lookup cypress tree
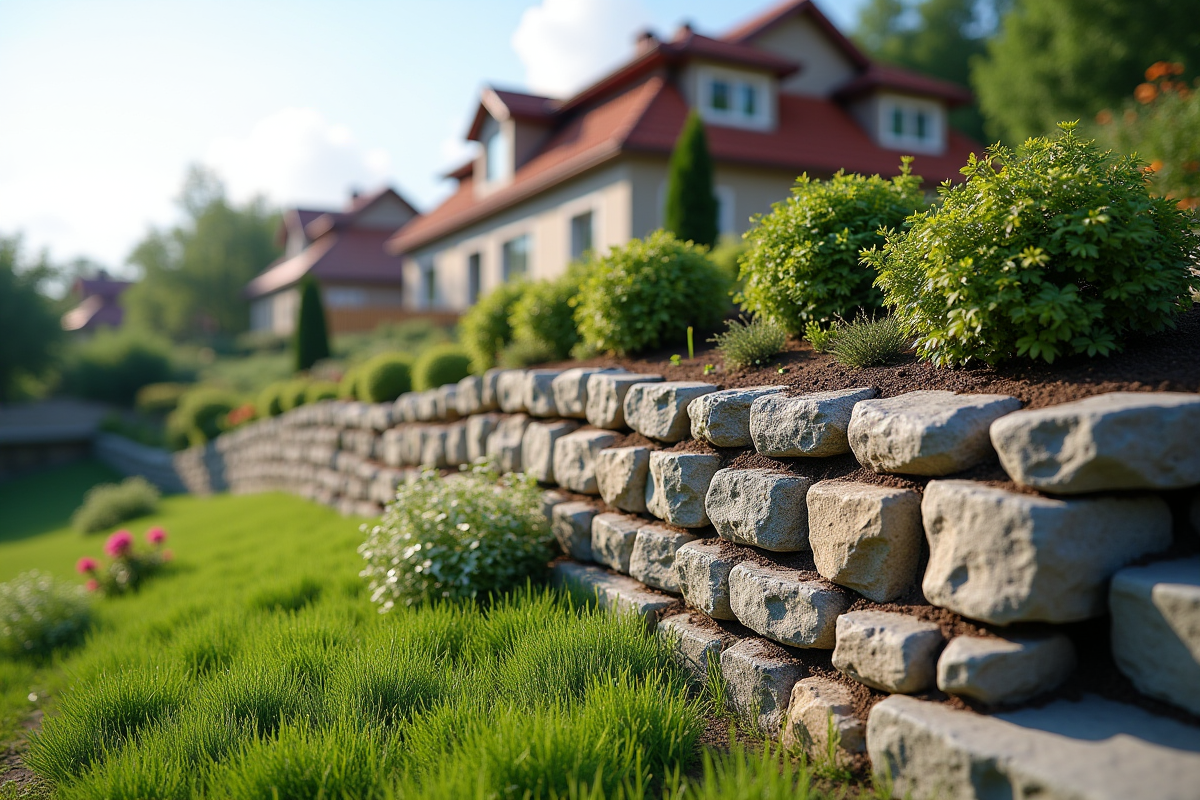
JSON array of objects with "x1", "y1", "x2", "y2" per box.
[
  {"x1": 294, "y1": 275, "x2": 331, "y2": 371},
  {"x1": 663, "y1": 110, "x2": 718, "y2": 248}
]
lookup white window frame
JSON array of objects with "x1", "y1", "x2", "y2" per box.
[
  {"x1": 696, "y1": 65, "x2": 772, "y2": 131},
  {"x1": 502, "y1": 234, "x2": 530, "y2": 281},
  {"x1": 418, "y1": 257, "x2": 437, "y2": 308},
  {"x1": 877, "y1": 96, "x2": 945, "y2": 155},
  {"x1": 715, "y1": 185, "x2": 736, "y2": 236}
]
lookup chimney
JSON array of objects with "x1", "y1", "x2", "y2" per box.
[
  {"x1": 674, "y1": 21, "x2": 694, "y2": 41},
  {"x1": 635, "y1": 29, "x2": 658, "y2": 57}
]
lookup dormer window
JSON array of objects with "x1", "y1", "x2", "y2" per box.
[
  {"x1": 878, "y1": 96, "x2": 944, "y2": 155},
  {"x1": 697, "y1": 66, "x2": 772, "y2": 130},
  {"x1": 485, "y1": 128, "x2": 509, "y2": 182}
]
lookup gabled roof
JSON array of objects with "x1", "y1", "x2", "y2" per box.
[
  {"x1": 244, "y1": 228, "x2": 404, "y2": 299},
  {"x1": 723, "y1": 0, "x2": 870, "y2": 69}
]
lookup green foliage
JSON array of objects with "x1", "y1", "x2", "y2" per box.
[
  {"x1": 255, "y1": 382, "x2": 285, "y2": 418},
  {"x1": 0, "y1": 234, "x2": 61, "y2": 402},
  {"x1": 334, "y1": 319, "x2": 453, "y2": 366},
  {"x1": 134, "y1": 382, "x2": 190, "y2": 415},
  {"x1": 275, "y1": 379, "x2": 309, "y2": 412},
  {"x1": 61, "y1": 329, "x2": 176, "y2": 406},
  {"x1": 709, "y1": 237, "x2": 749, "y2": 293},
  {"x1": 574, "y1": 231, "x2": 730, "y2": 356},
  {"x1": 337, "y1": 366, "x2": 360, "y2": 400},
  {"x1": 304, "y1": 380, "x2": 339, "y2": 404},
  {"x1": 866, "y1": 123, "x2": 1198, "y2": 366},
  {"x1": 498, "y1": 336, "x2": 557, "y2": 368},
  {"x1": 294, "y1": 277, "x2": 331, "y2": 372},
  {"x1": 169, "y1": 387, "x2": 241, "y2": 446},
  {"x1": 508, "y1": 274, "x2": 581, "y2": 361},
  {"x1": 460, "y1": 280, "x2": 527, "y2": 373},
  {"x1": 664, "y1": 111, "x2": 718, "y2": 248},
  {"x1": 803, "y1": 321, "x2": 837, "y2": 353},
  {"x1": 358, "y1": 353, "x2": 413, "y2": 402},
  {"x1": 709, "y1": 316, "x2": 788, "y2": 370},
  {"x1": 824, "y1": 313, "x2": 910, "y2": 368},
  {"x1": 0, "y1": 571, "x2": 92, "y2": 659},
  {"x1": 411, "y1": 344, "x2": 472, "y2": 392},
  {"x1": 71, "y1": 477, "x2": 160, "y2": 535},
  {"x1": 740, "y1": 165, "x2": 927, "y2": 334}
]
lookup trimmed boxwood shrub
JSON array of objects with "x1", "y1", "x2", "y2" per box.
[
  {"x1": 134, "y1": 382, "x2": 191, "y2": 415},
  {"x1": 358, "y1": 354, "x2": 412, "y2": 402},
  {"x1": 277, "y1": 380, "x2": 309, "y2": 412},
  {"x1": 865, "y1": 123, "x2": 1198, "y2": 366},
  {"x1": 412, "y1": 344, "x2": 472, "y2": 391},
  {"x1": 573, "y1": 230, "x2": 729, "y2": 356},
  {"x1": 71, "y1": 476, "x2": 160, "y2": 534},
  {"x1": 338, "y1": 366, "x2": 360, "y2": 400},
  {"x1": 169, "y1": 387, "x2": 240, "y2": 446},
  {"x1": 460, "y1": 281, "x2": 527, "y2": 373},
  {"x1": 739, "y1": 162, "x2": 926, "y2": 334},
  {"x1": 304, "y1": 381, "x2": 339, "y2": 403},
  {"x1": 509, "y1": 273, "x2": 581, "y2": 362},
  {"x1": 256, "y1": 382, "x2": 286, "y2": 418}
]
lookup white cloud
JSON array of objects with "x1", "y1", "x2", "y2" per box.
[
  {"x1": 512, "y1": 0, "x2": 653, "y2": 98},
  {"x1": 205, "y1": 108, "x2": 393, "y2": 208}
]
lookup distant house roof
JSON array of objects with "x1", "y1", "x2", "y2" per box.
[{"x1": 62, "y1": 272, "x2": 132, "y2": 331}]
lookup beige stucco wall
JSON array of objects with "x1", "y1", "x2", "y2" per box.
[
  {"x1": 749, "y1": 15, "x2": 857, "y2": 97},
  {"x1": 250, "y1": 287, "x2": 300, "y2": 335}
]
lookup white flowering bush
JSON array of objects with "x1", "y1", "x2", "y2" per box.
[
  {"x1": 358, "y1": 463, "x2": 552, "y2": 610},
  {"x1": 0, "y1": 571, "x2": 93, "y2": 659}
]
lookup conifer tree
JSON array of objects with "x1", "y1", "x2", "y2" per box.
[
  {"x1": 664, "y1": 110, "x2": 718, "y2": 248},
  {"x1": 294, "y1": 276, "x2": 331, "y2": 371}
]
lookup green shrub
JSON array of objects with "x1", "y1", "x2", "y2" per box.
[
  {"x1": 0, "y1": 571, "x2": 92, "y2": 659},
  {"x1": 359, "y1": 465, "x2": 552, "y2": 608},
  {"x1": 574, "y1": 231, "x2": 729, "y2": 356},
  {"x1": 412, "y1": 344, "x2": 472, "y2": 391},
  {"x1": 304, "y1": 381, "x2": 339, "y2": 404},
  {"x1": 739, "y1": 162, "x2": 926, "y2": 335},
  {"x1": 508, "y1": 275, "x2": 580, "y2": 361},
  {"x1": 460, "y1": 281, "x2": 527, "y2": 373},
  {"x1": 294, "y1": 276, "x2": 331, "y2": 371},
  {"x1": 276, "y1": 379, "x2": 309, "y2": 412},
  {"x1": 61, "y1": 329, "x2": 176, "y2": 406},
  {"x1": 133, "y1": 382, "x2": 190, "y2": 415},
  {"x1": 498, "y1": 337, "x2": 557, "y2": 368},
  {"x1": 338, "y1": 367, "x2": 360, "y2": 400},
  {"x1": 803, "y1": 321, "x2": 836, "y2": 353},
  {"x1": 256, "y1": 382, "x2": 286, "y2": 418},
  {"x1": 72, "y1": 476, "x2": 160, "y2": 534},
  {"x1": 170, "y1": 387, "x2": 240, "y2": 446},
  {"x1": 824, "y1": 313, "x2": 909, "y2": 368},
  {"x1": 358, "y1": 353, "x2": 412, "y2": 402},
  {"x1": 708, "y1": 316, "x2": 787, "y2": 370},
  {"x1": 866, "y1": 123, "x2": 1199, "y2": 366}
]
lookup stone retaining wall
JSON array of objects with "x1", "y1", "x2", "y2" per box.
[
  {"x1": 94, "y1": 433, "x2": 188, "y2": 493},
  {"x1": 182, "y1": 367, "x2": 1200, "y2": 799}
]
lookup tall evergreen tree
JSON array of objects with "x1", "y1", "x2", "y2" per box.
[
  {"x1": 294, "y1": 276, "x2": 330, "y2": 372},
  {"x1": 664, "y1": 111, "x2": 718, "y2": 248}
]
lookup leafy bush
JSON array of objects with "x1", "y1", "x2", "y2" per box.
[
  {"x1": 708, "y1": 316, "x2": 787, "y2": 370},
  {"x1": 498, "y1": 337, "x2": 557, "y2": 368},
  {"x1": 824, "y1": 313, "x2": 909, "y2": 368},
  {"x1": 574, "y1": 231, "x2": 729, "y2": 356},
  {"x1": 304, "y1": 381, "x2": 339, "y2": 404},
  {"x1": 412, "y1": 344, "x2": 472, "y2": 391},
  {"x1": 803, "y1": 321, "x2": 836, "y2": 353},
  {"x1": 61, "y1": 329, "x2": 176, "y2": 406},
  {"x1": 72, "y1": 477, "x2": 160, "y2": 534},
  {"x1": 0, "y1": 571, "x2": 92, "y2": 659},
  {"x1": 509, "y1": 274, "x2": 580, "y2": 361},
  {"x1": 460, "y1": 281, "x2": 528, "y2": 373},
  {"x1": 338, "y1": 367, "x2": 360, "y2": 400},
  {"x1": 739, "y1": 163, "x2": 926, "y2": 335},
  {"x1": 359, "y1": 465, "x2": 552, "y2": 609},
  {"x1": 867, "y1": 123, "x2": 1198, "y2": 366},
  {"x1": 276, "y1": 379, "x2": 309, "y2": 412},
  {"x1": 358, "y1": 353, "x2": 412, "y2": 402},
  {"x1": 134, "y1": 382, "x2": 191, "y2": 415},
  {"x1": 169, "y1": 387, "x2": 240, "y2": 446},
  {"x1": 256, "y1": 382, "x2": 285, "y2": 418}
]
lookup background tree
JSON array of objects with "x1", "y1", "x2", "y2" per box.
[
  {"x1": 663, "y1": 111, "x2": 718, "y2": 248},
  {"x1": 0, "y1": 235, "x2": 62, "y2": 401},
  {"x1": 294, "y1": 276, "x2": 331, "y2": 371},
  {"x1": 974, "y1": 0, "x2": 1200, "y2": 143}
]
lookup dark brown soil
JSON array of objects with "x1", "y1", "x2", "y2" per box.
[{"x1": 0, "y1": 710, "x2": 47, "y2": 798}]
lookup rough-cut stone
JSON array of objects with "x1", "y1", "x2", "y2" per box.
[
  {"x1": 393, "y1": 393, "x2": 419, "y2": 423},
  {"x1": 540, "y1": 489, "x2": 570, "y2": 522},
  {"x1": 706, "y1": 468, "x2": 811, "y2": 552},
  {"x1": 552, "y1": 367, "x2": 623, "y2": 419},
  {"x1": 523, "y1": 369, "x2": 563, "y2": 417},
  {"x1": 420, "y1": 426, "x2": 448, "y2": 468},
  {"x1": 585, "y1": 372, "x2": 662, "y2": 430},
  {"x1": 455, "y1": 375, "x2": 486, "y2": 416},
  {"x1": 658, "y1": 614, "x2": 729, "y2": 681},
  {"x1": 868, "y1": 694, "x2": 1200, "y2": 800},
  {"x1": 465, "y1": 413, "x2": 500, "y2": 462},
  {"x1": 628, "y1": 523, "x2": 699, "y2": 593},
  {"x1": 553, "y1": 429, "x2": 622, "y2": 494},
  {"x1": 552, "y1": 501, "x2": 597, "y2": 561},
  {"x1": 436, "y1": 385, "x2": 461, "y2": 421},
  {"x1": 596, "y1": 446, "x2": 650, "y2": 513},
  {"x1": 728, "y1": 563, "x2": 851, "y2": 649},
  {"x1": 991, "y1": 392, "x2": 1200, "y2": 494},
  {"x1": 415, "y1": 391, "x2": 440, "y2": 422},
  {"x1": 833, "y1": 610, "x2": 944, "y2": 694},
  {"x1": 1110, "y1": 557, "x2": 1200, "y2": 716},
  {"x1": 781, "y1": 677, "x2": 866, "y2": 757},
  {"x1": 444, "y1": 422, "x2": 468, "y2": 466},
  {"x1": 673, "y1": 539, "x2": 741, "y2": 620},
  {"x1": 481, "y1": 369, "x2": 506, "y2": 410},
  {"x1": 380, "y1": 429, "x2": 405, "y2": 467},
  {"x1": 922, "y1": 480, "x2": 1172, "y2": 625},
  {"x1": 624, "y1": 381, "x2": 718, "y2": 442},
  {"x1": 848, "y1": 390, "x2": 1022, "y2": 475},
  {"x1": 646, "y1": 451, "x2": 721, "y2": 528},
  {"x1": 521, "y1": 420, "x2": 581, "y2": 484},
  {"x1": 485, "y1": 414, "x2": 531, "y2": 473},
  {"x1": 689, "y1": 386, "x2": 783, "y2": 447},
  {"x1": 720, "y1": 639, "x2": 803, "y2": 735},
  {"x1": 750, "y1": 387, "x2": 876, "y2": 457},
  {"x1": 937, "y1": 632, "x2": 1076, "y2": 705},
  {"x1": 551, "y1": 561, "x2": 674, "y2": 628},
  {"x1": 590, "y1": 512, "x2": 642, "y2": 573},
  {"x1": 807, "y1": 480, "x2": 923, "y2": 602},
  {"x1": 496, "y1": 370, "x2": 528, "y2": 413}
]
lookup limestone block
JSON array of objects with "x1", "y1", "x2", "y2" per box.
[
  {"x1": 624, "y1": 381, "x2": 718, "y2": 442},
  {"x1": 922, "y1": 480, "x2": 1172, "y2": 625},
  {"x1": 420, "y1": 426, "x2": 448, "y2": 468},
  {"x1": 750, "y1": 387, "x2": 876, "y2": 457},
  {"x1": 658, "y1": 614, "x2": 728, "y2": 681},
  {"x1": 540, "y1": 489, "x2": 570, "y2": 523},
  {"x1": 596, "y1": 446, "x2": 650, "y2": 513},
  {"x1": 366, "y1": 404, "x2": 393, "y2": 431},
  {"x1": 552, "y1": 501, "x2": 597, "y2": 561},
  {"x1": 496, "y1": 370, "x2": 529, "y2": 413},
  {"x1": 781, "y1": 677, "x2": 866, "y2": 757},
  {"x1": 380, "y1": 429, "x2": 404, "y2": 467},
  {"x1": 807, "y1": 480, "x2": 923, "y2": 602},
  {"x1": 415, "y1": 391, "x2": 440, "y2": 422},
  {"x1": 832, "y1": 610, "x2": 944, "y2": 694},
  {"x1": 392, "y1": 393, "x2": 418, "y2": 423},
  {"x1": 937, "y1": 632, "x2": 1076, "y2": 705},
  {"x1": 523, "y1": 369, "x2": 563, "y2": 418},
  {"x1": 646, "y1": 451, "x2": 721, "y2": 528},
  {"x1": 466, "y1": 413, "x2": 501, "y2": 463},
  {"x1": 552, "y1": 429, "x2": 621, "y2": 494},
  {"x1": 591, "y1": 512, "x2": 642, "y2": 573},
  {"x1": 455, "y1": 375, "x2": 485, "y2": 416},
  {"x1": 628, "y1": 523, "x2": 699, "y2": 593},
  {"x1": 1110, "y1": 557, "x2": 1200, "y2": 716},
  {"x1": 399, "y1": 426, "x2": 424, "y2": 466},
  {"x1": 673, "y1": 539, "x2": 741, "y2": 620},
  {"x1": 480, "y1": 369, "x2": 506, "y2": 410},
  {"x1": 848, "y1": 390, "x2": 1022, "y2": 475},
  {"x1": 728, "y1": 563, "x2": 851, "y2": 649},
  {"x1": 444, "y1": 422, "x2": 468, "y2": 466},
  {"x1": 551, "y1": 561, "x2": 674, "y2": 629},
  {"x1": 552, "y1": 367, "x2": 622, "y2": 419},
  {"x1": 706, "y1": 468, "x2": 811, "y2": 552},
  {"x1": 436, "y1": 385, "x2": 461, "y2": 422},
  {"x1": 720, "y1": 639, "x2": 803, "y2": 735},
  {"x1": 521, "y1": 420, "x2": 581, "y2": 484},
  {"x1": 485, "y1": 414, "x2": 531, "y2": 473},
  {"x1": 689, "y1": 386, "x2": 783, "y2": 447},
  {"x1": 991, "y1": 392, "x2": 1200, "y2": 494},
  {"x1": 585, "y1": 372, "x2": 663, "y2": 430}
]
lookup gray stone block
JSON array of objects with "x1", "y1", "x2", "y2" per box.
[
  {"x1": 591, "y1": 512, "x2": 642, "y2": 573},
  {"x1": 435, "y1": 385, "x2": 461, "y2": 421},
  {"x1": 466, "y1": 413, "x2": 501, "y2": 463},
  {"x1": 540, "y1": 489, "x2": 571, "y2": 523},
  {"x1": 658, "y1": 614, "x2": 729, "y2": 681},
  {"x1": 937, "y1": 632, "x2": 1076, "y2": 705},
  {"x1": 596, "y1": 446, "x2": 651, "y2": 513},
  {"x1": 832, "y1": 610, "x2": 944, "y2": 694},
  {"x1": 750, "y1": 387, "x2": 876, "y2": 457},
  {"x1": 689, "y1": 386, "x2": 783, "y2": 447},
  {"x1": 552, "y1": 500, "x2": 598, "y2": 561},
  {"x1": 720, "y1": 639, "x2": 803, "y2": 735},
  {"x1": 728, "y1": 562, "x2": 851, "y2": 649},
  {"x1": 673, "y1": 539, "x2": 741, "y2": 620},
  {"x1": 415, "y1": 391, "x2": 440, "y2": 422},
  {"x1": 551, "y1": 561, "x2": 674, "y2": 629},
  {"x1": 781, "y1": 677, "x2": 866, "y2": 757},
  {"x1": 481, "y1": 368, "x2": 506, "y2": 410},
  {"x1": 521, "y1": 420, "x2": 581, "y2": 484},
  {"x1": 646, "y1": 451, "x2": 721, "y2": 528},
  {"x1": 624, "y1": 381, "x2": 718, "y2": 442},
  {"x1": 455, "y1": 375, "x2": 485, "y2": 416},
  {"x1": 553, "y1": 428, "x2": 622, "y2": 494},
  {"x1": 485, "y1": 414, "x2": 531, "y2": 473},
  {"x1": 628, "y1": 523, "x2": 699, "y2": 593},
  {"x1": 420, "y1": 426, "x2": 448, "y2": 468},
  {"x1": 706, "y1": 468, "x2": 811, "y2": 552},
  {"x1": 552, "y1": 367, "x2": 623, "y2": 419},
  {"x1": 585, "y1": 372, "x2": 662, "y2": 430},
  {"x1": 523, "y1": 369, "x2": 564, "y2": 417},
  {"x1": 496, "y1": 369, "x2": 528, "y2": 413},
  {"x1": 444, "y1": 421, "x2": 468, "y2": 466}
]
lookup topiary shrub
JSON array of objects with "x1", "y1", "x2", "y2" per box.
[
  {"x1": 460, "y1": 281, "x2": 528, "y2": 373},
  {"x1": 305, "y1": 381, "x2": 339, "y2": 404},
  {"x1": 72, "y1": 477, "x2": 160, "y2": 534},
  {"x1": 169, "y1": 387, "x2": 241, "y2": 446},
  {"x1": 865, "y1": 123, "x2": 1199, "y2": 366},
  {"x1": 739, "y1": 162, "x2": 926, "y2": 335},
  {"x1": 277, "y1": 380, "x2": 309, "y2": 412},
  {"x1": 358, "y1": 354, "x2": 413, "y2": 403},
  {"x1": 338, "y1": 366, "x2": 360, "y2": 400},
  {"x1": 256, "y1": 382, "x2": 286, "y2": 418},
  {"x1": 412, "y1": 344, "x2": 472, "y2": 391},
  {"x1": 0, "y1": 571, "x2": 92, "y2": 659},
  {"x1": 573, "y1": 230, "x2": 729, "y2": 356},
  {"x1": 508, "y1": 274, "x2": 581, "y2": 362},
  {"x1": 134, "y1": 382, "x2": 191, "y2": 415}
]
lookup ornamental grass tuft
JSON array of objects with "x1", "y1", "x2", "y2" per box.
[
  {"x1": 824, "y1": 313, "x2": 910, "y2": 369},
  {"x1": 709, "y1": 316, "x2": 788, "y2": 370}
]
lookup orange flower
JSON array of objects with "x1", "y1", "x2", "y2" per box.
[
  {"x1": 1095, "y1": 109, "x2": 1113, "y2": 125},
  {"x1": 1178, "y1": 197, "x2": 1199, "y2": 210},
  {"x1": 1146, "y1": 62, "x2": 1171, "y2": 81},
  {"x1": 1148, "y1": 159, "x2": 1164, "y2": 173},
  {"x1": 1135, "y1": 83, "x2": 1159, "y2": 104}
]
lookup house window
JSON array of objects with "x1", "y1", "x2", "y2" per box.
[
  {"x1": 715, "y1": 186, "x2": 736, "y2": 236},
  {"x1": 421, "y1": 260, "x2": 436, "y2": 307},
  {"x1": 486, "y1": 128, "x2": 509, "y2": 182},
  {"x1": 892, "y1": 108, "x2": 905, "y2": 137},
  {"x1": 570, "y1": 211, "x2": 593, "y2": 261},
  {"x1": 326, "y1": 287, "x2": 367, "y2": 308},
  {"x1": 915, "y1": 111, "x2": 929, "y2": 140},
  {"x1": 502, "y1": 234, "x2": 529, "y2": 281},
  {"x1": 741, "y1": 84, "x2": 757, "y2": 116},
  {"x1": 699, "y1": 67, "x2": 770, "y2": 129},
  {"x1": 711, "y1": 80, "x2": 731, "y2": 111},
  {"x1": 880, "y1": 99, "x2": 944, "y2": 154},
  {"x1": 467, "y1": 252, "x2": 481, "y2": 305}
]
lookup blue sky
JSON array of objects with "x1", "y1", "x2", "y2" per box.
[{"x1": 0, "y1": 0, "x2": 867, "y2": 272}]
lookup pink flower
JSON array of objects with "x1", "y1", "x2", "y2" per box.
[
  {"x1": 146, "y1": 527, "x2": 167, "y2": 545},
  {"x1": 76, "y1": 557, "x2": 98, "y2": 574},
  {"x1": 85, "y1": 579, "x2": 100, "y2": 592},
  {"x1": 104, "y1": 530, "x2": 134, "y2": 558}
]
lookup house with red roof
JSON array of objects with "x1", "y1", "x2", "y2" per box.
[
  {"x1": 387, "y1": 0, "x2": 979, "y2": 313},
  {"x1": 61, "y1": 271, "x2": 133, "y2": 333},
  {"x1": 244, "y1": 187, "x2": 419, "y2": 335}
]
